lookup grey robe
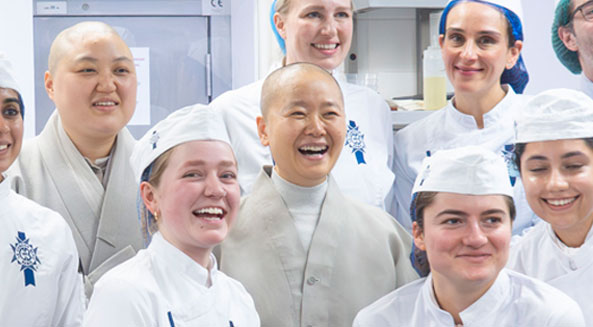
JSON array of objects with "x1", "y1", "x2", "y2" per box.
[
  {"x1": 219, "y1": 166, "x2": 418, "y2": 327},
  {"x1": 8, "y1": 112, "x2": 143, "y2": 294}
]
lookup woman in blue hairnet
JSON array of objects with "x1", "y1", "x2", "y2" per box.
[
  {"x1": 508, "y1": 88, "x2": 593, "y2": 325},
  {"x1": 0, "y1": 53, "x2": 85, "y2": 326},
  {"x1": 393, "y1": 0, "x2": 539, "y2": 236},
  {"x1": 210, "y1": 0, "x2": 397, "y2": 214},
  {"x1": 355, "y1": 146, "x2": 585, "y2": 327}
]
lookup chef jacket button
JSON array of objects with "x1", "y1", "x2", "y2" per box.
[
  {"x1": 307, "y1": 276, "x2": 319, "y2": 285},
  {"x1": 569, "y1": 260, "x2": 578, "y2": 271}
]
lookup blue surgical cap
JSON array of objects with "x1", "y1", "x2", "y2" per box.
[
  {"x1": 552, "y1": 0, "x2": 581, "y2": 74},
  {"x1": 270, "y1": 0, "x2": 287, "y2": 54},
  {"x1": 439, "y1": 0, "x2": 529, "y2": 94}
]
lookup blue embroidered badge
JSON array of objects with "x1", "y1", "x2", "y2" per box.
[
  {"x1": 150, "y1": 130, "x2": 160, "y2": 150},
  {"x1": 346, "y1": 120, "x2": 367, "y2": 164},
  {"x1": 502, "y1": 144, "x2": 518, "y2": 187},
  {"x1": 10, "y1": 231, "x2": 41, "y2": 287}
]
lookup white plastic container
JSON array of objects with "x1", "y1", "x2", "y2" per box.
[{"x1": 423, "y1": 45, "x2": 447, "y2": 110}]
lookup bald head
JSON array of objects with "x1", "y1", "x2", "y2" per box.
[
  {"x1": 48, "y1": 21, "x2": 125, "y2": 74},
  {"x1": 260, "y1": 62, "x2": 344, "y2": 119}
]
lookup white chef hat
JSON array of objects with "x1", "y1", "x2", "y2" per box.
[
  {"x1": 514, "y1": 88, "x2": 593, "y2": 144},
  {"x1": 0, "y1": 52, "x2": 21, "y2": 94},
  {"x1": 130, "y1": 103, "x2": 231, "y2": 183},
  {"x1": 412, "y1": 146, "x2": 514, "y2": 197}
]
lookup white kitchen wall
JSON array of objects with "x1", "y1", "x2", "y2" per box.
[{"x1": 0, "y1": 0, "x2": 35, "y2": 138}]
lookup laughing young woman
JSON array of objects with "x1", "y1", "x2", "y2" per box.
[
  {"x1": 84, "y1": 106, "x2": 259, "y2": 326},
  {"x1": 508, "y1": 88, "x2": 593, "y2": 325}
]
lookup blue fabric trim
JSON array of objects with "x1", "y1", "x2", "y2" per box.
[{"x1": 270, "y1": 0, "x2": 286, "y2": 54}]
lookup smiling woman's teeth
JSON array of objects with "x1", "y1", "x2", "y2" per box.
[
  {"x1": 0, "y1": 145, "x2": 7, "y2": 150},
  {"x1": 299, "y1": 145, "x2": 329, "y2": 155},
  {"x1": 313, "y1": 44, "x2": 337, "y2": 50},
  {"x1": 547, "y1": 198, "x2": 576, "y2": 206},
  {"x1": 194, "y1": 207, "x2": 223, "y2": 215},
  {"x1": 94, "y1": 101, "x2": 116, "y2": 106}
]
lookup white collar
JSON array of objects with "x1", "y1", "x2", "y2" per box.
[
  {"x1": 149, "y1": 232, "x2": 216, "y2": 287},
  {"x1": 447, "y1": 86, "x2": 517, "y2": 129},
  {"x1": 270, "y1": 169, "x2": 327, "y2": 214},
  {"x1": 424, "y1": 270, "x2": 510, "y2": 326}
]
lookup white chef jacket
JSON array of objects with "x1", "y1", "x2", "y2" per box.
[
  {"x1": 353, "y1": 268, "x2": 585, "y2": 327},
  {"x1": 579, "y1": 74, "x2": 593, "y2": 99},
  {"x1": 393, "y1": 87, "x2": 539, "y2": 234},
  {"x1": 210, "y1": 78, "x2": 395, "y2": 211},
  {"x1": 84, "y1": 232, "x2": 260, "y2": 327},
  {"x1": 508, "y1": 222, "x2": 593, "y2": 325},
  {"x1": 0, "y1": 175, "x2": 85, "y2": 327}
]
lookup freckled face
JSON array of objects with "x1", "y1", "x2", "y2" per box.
[{"x1": 146, "y1": 141, "x2": 240, "y2": 264}]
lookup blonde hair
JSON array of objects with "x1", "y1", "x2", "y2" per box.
[
  {"x1": 139, "y1": 148, "x2": 174, "y2": 241},
  {"x1": 274, "y1": 0, "x2": 354, "y2": 15}
]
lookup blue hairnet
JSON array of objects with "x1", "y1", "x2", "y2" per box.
[
  {"x1": 439, "y1": 0, "x2": 529, "y2": 94},
  {"x1": 552, "y1": 0, "x2": 581, "y2": 74},
  {"x1": 270, "y1": 0, "x2": 287, "y2": 54},
  {"x1": 17, "y1": 92, "x2": 24, "y2": 119}
]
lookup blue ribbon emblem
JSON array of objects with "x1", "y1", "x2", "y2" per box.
[
  {"x1": 346, "y1": 120, "x2": 367, "y2": 165},
  {"x1": 150, "y1": 130, "x2": 160, "y2": 150},
  {"x1": 502, "y1": 144, "x2": 518, "y2": 187},
  {"x1": 10, "y1": 231, "x2": 41, "y2": 287}
]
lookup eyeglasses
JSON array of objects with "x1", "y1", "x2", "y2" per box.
[{"x1": 569, "y1": 0, "x2": 593, "y2": 23}]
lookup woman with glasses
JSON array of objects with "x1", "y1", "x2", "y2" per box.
[
  {"x1": 393, "y1": 0, "x2": 539, "y2": 236},
  {"x1": 554, "y1": 0, "x2": 593, "y2": 99},
  {"x1": 508, "y1": 89, "x2": 593, "y2": 325}
]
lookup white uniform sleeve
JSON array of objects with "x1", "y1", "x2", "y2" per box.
[
  {"x1": 51, "y1": 215, "x2": 85, "y2": 327},
  {"x1": 84, "y1": 276, "x2": 154, "y2": 327},
  {"x1": 544, "y1": 299, "x2": 586, "y2": 327},
  {"x1": 380, "y1": 99, "x2": 396, "y2": 214},
  {"x1": 392, "y1": 135, "x2": 415, "y2": 232}
]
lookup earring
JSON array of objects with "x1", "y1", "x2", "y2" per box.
[{"x1": 154, "y1": 211, "x2": 159, "y2": 222}]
